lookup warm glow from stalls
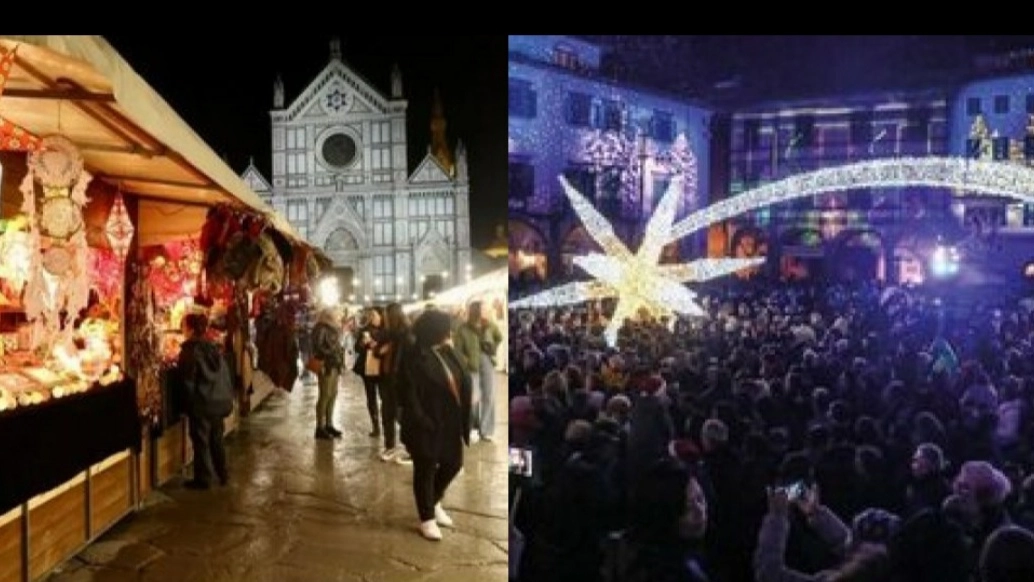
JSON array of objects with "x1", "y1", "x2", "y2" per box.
[
  {"x1": 0, "y1": 216, "x2": 31, "y2": 296},
  {"x1": 140, "y1": 239, "x2": 214, "y2": 362},
  {"x1": 318, "y1": 276, "x2": 341, "y2": 306},
  {"x1": 0, "y1": 245, "x2": 125, "y2": 413}
]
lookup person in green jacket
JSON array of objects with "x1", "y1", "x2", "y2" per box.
[{"x1": 451, "y1": 300, "x2": 502, "y2": 442}]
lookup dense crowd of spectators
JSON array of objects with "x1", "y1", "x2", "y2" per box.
[{"x1": 508, "y1": 279, "x2": 1034, "y2": 582}]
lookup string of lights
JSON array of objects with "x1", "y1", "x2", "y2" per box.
[{"x1": 666, "y1": 157, "x2": 1034, "y2": 244}]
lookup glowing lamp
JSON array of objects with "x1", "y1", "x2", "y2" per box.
[
  {"x1": 318, "y1": 277, "x2": 341, "y2": 306},
  {"x1": 104, "y1": 193, "x2": 135, "y2": 261}
]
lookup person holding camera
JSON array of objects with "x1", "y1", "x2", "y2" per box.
[
  {"x1": 754, "y1": 483, "x2": 898, "y2": 582},
  {"x1": 453, "y1": 300, "x2": 502, "y2": 442}
]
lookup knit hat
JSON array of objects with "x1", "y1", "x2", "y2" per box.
[
  {"x1": 956, "y1": 460, "x2": 1012, "y2": 507},
  {"x1": 852, "y1": 508, "x2": 901, "y2": 545}
]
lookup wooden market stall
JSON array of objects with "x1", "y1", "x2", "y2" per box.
[{"x1": 0, "y1": 36, "x2": 319, "y2": 582}]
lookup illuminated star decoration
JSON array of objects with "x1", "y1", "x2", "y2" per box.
[{"x1": 510, "y1": 175, "x2": 763, "y2": 346}]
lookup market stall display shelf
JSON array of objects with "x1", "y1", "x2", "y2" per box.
[
  {"x1": 153, "y1": 419, "x2": 193, "y2": 487},
  {"x1": 27, "y1": 473, "x2": 87, "y2": 582},
  {"x1": 0, "y1": 450, "x2": 135, "y2": 582},
  {"x1": 0, "y1": 506, "x2": 22, "y2": 582}
]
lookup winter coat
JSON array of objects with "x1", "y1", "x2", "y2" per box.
[
  {"x1": 176, "y1": 338, "x2": 234, "y2": 418},
  {"x1": 753, "y1": 507, "x2": 851, "y2": 582},
  {"x1": 399, "y1": 343, "x2": 472, "y2": 459},
  {"x1": 453, "y1": 319, "x2": 502, "y2": 373},
  {"x1": 312, "y1": 322, "x2": 345, "y2": 372}
]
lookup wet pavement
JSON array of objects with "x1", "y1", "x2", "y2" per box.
[{"x1": 46, "y1": 371, "x2": 509, "y2": 582}]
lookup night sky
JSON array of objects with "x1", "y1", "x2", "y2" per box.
[
  {"x1": 578, "y1": 35, "x2": 1034, "y2": 105},
  {"x1": 103, "y1": 34, "x2": 507, "y2": 249}
]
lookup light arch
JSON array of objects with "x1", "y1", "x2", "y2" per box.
[{"x1": 666, "y1": 157, "x2": 1034, "y2": 244}]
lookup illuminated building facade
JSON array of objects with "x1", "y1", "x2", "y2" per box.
[
  {"x1": 948, "y1": 74, "x2": 1034, "y2": 280},
  {"x1": 243, "y1": 38, "x2": 472, "y2": 303},
  {"x1": 509, "y1": 36, "x2": 1034, "y2": 287},
  {"x1": 507, "y1": 35, "x2": 714, "y2": 284},
  {"x1": 721, "y1": 93, "x2": 955, "y2": 284}
]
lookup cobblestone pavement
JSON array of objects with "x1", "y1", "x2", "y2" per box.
[{"x1": 47, "y1": 371, "x2": 509, "y2": 582}]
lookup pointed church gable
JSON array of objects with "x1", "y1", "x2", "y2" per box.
[
  {"x1": 416, "y1": 220, "x2": 447, "y2": 249},
  {"x1": 409, "y1": 154, "x2": 452, "y2": 185},
  {"x1": 241, "y1": 165, "x2": 272, "y2": 193},
  {"x1": 311, "y1": 197, "x2": 368, "y2": 252},
  {"x1": 284, "y1": 61, "x2": 391, "y2": 122},
  {"x1": 415, "y1": 228, "x2": 449, "y2": 275}
]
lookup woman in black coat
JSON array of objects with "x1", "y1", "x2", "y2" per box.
[{"x1": 400, "y1": 308, "x2": 472, "y2": 541}]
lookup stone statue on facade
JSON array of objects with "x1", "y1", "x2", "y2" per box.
[
  {"x1": 455, "y1": 140, "x2": 468, "y2": 183},
  {"x1": 273, "y1": 75, "x2": 285, "y2": 109},
  {"x1": 391, "y1": 63, "x2": 403, "y2": 99}
]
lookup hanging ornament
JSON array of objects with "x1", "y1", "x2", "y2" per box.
[
  {"x1": 20, "y1": 134, "x2": 92, "y2": 353},
  {"x1": 105, "y1": 192, "x2": 134, "y2": 261}
]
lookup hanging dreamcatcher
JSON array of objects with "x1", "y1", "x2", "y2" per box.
[{"x1": 20, "y1": 134, "x2": 92, "y2": 353}]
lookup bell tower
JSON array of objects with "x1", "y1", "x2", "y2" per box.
[{"x1": 429, "y1": 87, "x2": 454, "y2": 176}]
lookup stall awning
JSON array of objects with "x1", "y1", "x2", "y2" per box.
[{"x1": 0, "y1": 35, "x2": 301, "y2": 244}]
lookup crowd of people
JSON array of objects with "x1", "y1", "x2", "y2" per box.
[
  {"x1": 298, "y1": 299, "x2": 503, "y2": 540},
  {"x1": 509, "y1": 278, "x2": 1034, "y2": 582}
]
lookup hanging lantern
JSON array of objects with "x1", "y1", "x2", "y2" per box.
[{"x1": 105, "y1": 192, "x2": 134, "y2": 261}]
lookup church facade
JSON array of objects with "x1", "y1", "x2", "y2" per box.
[{"x1": 243, "y1": 39, "x2": 472, "y2": 303}]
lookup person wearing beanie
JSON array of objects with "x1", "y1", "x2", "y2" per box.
[
  {"x1": 955, "y1": 460, "x2": 1012, "y2": 510},
  {"x1": 950, "y1": 460, "x2": 1015, "y2": 567},
  {"x1": 905, "y1": 442, "x2": 952, "y2": 518}
]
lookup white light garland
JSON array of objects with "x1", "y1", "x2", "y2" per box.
[
  {"x1": 514, "y1": 156, "x2": 1034, "y2": 346},
  {"x1": 667, "y1": 157, "x2": 1034, "y2": 243}
]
